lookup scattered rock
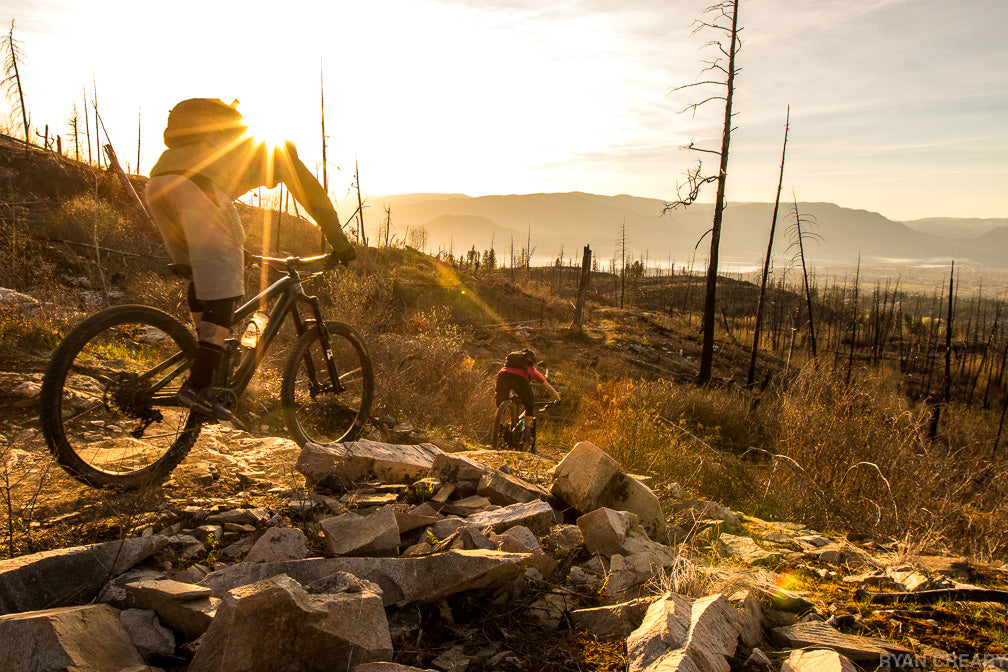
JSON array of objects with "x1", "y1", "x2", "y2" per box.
[
  {"x1": 188, "y1": 573, "x2": 392, "y2": 672},
  {"x1": 627, "y1": 593, "x2": 740, "y2": 672},
  {"x1": 772, "y1": 621, "x2": 913, "y2": 661},
  {"x1": 322, "y1": 505, "x2": 402, "y2": 556},
  {"x1": 298, "y1": 440, "x2": 445, "y2": 488},
  {"x1": 120, "y1": 607, "x2": 176, "y2": 658},
  {"x1": 780, "y1": 648, "x2": 859, "y2": 672},
  {"x1": 463, "y1": 499, "x2": 555, "y2": 536},
  {"x1": 716, "y1": 533, "x2": 783, "y2": 567},
  {"x1": 200, "y1": 550, "x2": 533, "y2": 607},
  {"x1": 244, "y1": 527, "x2": 309, "y2": 563},
  {"x1": 0, "y1": 536, "x2": 167, "y2": 615},
  {"x1": 570, "y1": 596, "x2": 655, "y2": 641},
  {"x1": 0, "y1": 604, "x2": 147, "y2": 671},
  {"x1": 125, "y1": 578, "x2": 219, "y2": 639},
  {"x1": 549, "y1": 441, "x2": 668, "y2": 543}
]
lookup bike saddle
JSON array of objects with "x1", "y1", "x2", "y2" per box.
[{"x1": 168, "y1": 263, "x2": 193, "y2": 279}]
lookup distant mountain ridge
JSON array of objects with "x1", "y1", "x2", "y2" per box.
[{"x1": 343, "y1": 192, "x2": 1008, "y2": 269}]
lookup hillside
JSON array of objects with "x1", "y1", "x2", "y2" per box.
[
  {"x1": 356, "y1": 193, "x2": 1008, "y2": 269},
  {"x1": 2, "y1": 136, "x2": 1008, "y2": 669},
  {"x1": 903, "y1": 217, "x2": 1008, "y2": 239}
]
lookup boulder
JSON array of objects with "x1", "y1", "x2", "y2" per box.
[
  {"x1": 577, "y1": 508, "x2": 639, "y2": 557},
  {"x1": 543, "y1": 524, "x2": 585, "y2": 554},
  {"x1": 627, "y1": 593, "x2": 740, "y2": 672},
  {"x1": 120, "y1": 608, "x2": 176, "y2": 658},
  {"x1": 716, "y1": 533, "x2": 783, "y2": 567},
  {"x1": 429, "y1": 452, "x2": 492, "y2": 494},
  {"x1": 570, "y1": 596, "x2": 655, "y2": 641},
  {"x1": 441, "y1": 494, "x2": 492, "y2": 516},
  {"x1": 476, "y1": 470, "x2": 549, "y2": 505},
  {"x1": 549, "y1": 442, "x2": 668, "y2": 543},
  {"x1": 321, "y1": 505, "x2": 401, "y2": 556},
  {"x1": 0, "y1": 604, "x2": 146, "y2": 671},
  {"x1": 729, "y1": 589, "x2": 765, "y2": 648},
  {"x1": 188, "y1": 574, "x2": 391, "y2": 672},
  {"x1": 125, "y1": 578, "x2": 219, "y2": 639},
  {"x1": 394, "y1": 503, "x2": 442, "y2": 534},
  {"x1": 0, "y1": 535, "x2": 167, "y2": 615},
  {"x1": 463, "y1": 499, "x2": 555, "y2": 536},
  {"x1": 206, "y1": 508, "x2": 271, "y2": 526},
  {"x1": 780, "y1": 649, "x2": 859, "y2": 672},
  {"x1": 298, "y1": 440, "x2": 444, "y2": 487},
  {"x1": 772, "y1": 622, "x2": 912, "y2": 661},
  {"x1": 244, "y1": 527, "x2": 308, "y2": 564},
  {"x1": 604, "y1": 549, "x2": 676, "y2": 601},
  {"x1": 200, "y1": 550, "x2": 532, "y2": 607},
  {"x1": 492, "y1": 526, "x2": 542, "y2": 553}
]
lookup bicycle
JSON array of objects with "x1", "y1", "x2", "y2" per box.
[
  {"x1": 39, "y1": 251, "x2": 374, "y2": 489},
  {"x1": 491, "y1": 396, "x2": 558, "y2": 454}
]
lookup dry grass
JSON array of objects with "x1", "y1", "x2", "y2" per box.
[{"x1": 568, "y1": 362, "x2": 1008, "y2": 562}]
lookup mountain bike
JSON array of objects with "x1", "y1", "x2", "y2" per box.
[
  {"x1": 491, "y1": 397, "x2": 558, "y2": 454},
  {"x1": 39, "y1": 252, "x2": 374, "y2": 489}
]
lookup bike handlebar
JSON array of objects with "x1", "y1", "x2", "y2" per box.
[{"x1": 248, "y1": 251, "x2": 343, "y2": 275}]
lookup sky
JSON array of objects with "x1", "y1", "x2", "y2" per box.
[{"x1": 2, "y1": 0, "x2": 1006, "y2": 221}]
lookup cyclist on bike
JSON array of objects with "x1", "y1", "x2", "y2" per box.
[
  {"x1": 495, "y1": 348, "x2": 560, "y2": 440},
  {"x1": 144, "y1": 98, "x2": 356, "y2": 419}
]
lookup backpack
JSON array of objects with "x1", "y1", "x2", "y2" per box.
[
  {"x1": 505, "y1": 350, "x2": 534, "y2": 369},
  {"x1": 163, "y1": 98, "x2": 247, "y2": 148}
]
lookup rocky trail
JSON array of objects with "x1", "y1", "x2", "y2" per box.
[{"x1": 2, "y1": 395, "x2": 1007, "y2": 671}]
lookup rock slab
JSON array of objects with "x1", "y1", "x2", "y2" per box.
[
  {"x1": 0, "y1": 603, "x2": 146, "y2": 671},
  {"x1": 0, "y1": 536, "x2": 167, "y2": 615}
]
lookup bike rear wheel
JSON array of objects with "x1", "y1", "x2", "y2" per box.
[
  {"x1": 39, "y1": 305, "x2": 202, "y2": 488},
  {"x1": 282, "y1": 320, "x2": 374, "y2": 445},
  {"x1": 492, "y1": 399, "x2": 520, "y2": 450}
]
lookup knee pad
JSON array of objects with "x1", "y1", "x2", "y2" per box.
[
  {"x1": 186, "y1": 282, "x2": 204, "y2": 314},
  {"x1": 200, "y1": 296, "x2": 239, "y2": 330}
]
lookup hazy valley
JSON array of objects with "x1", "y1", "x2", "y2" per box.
[{"x1": 351, "y1": 192, "x2": 1008, "y2": 273}]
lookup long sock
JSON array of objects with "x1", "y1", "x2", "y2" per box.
[{"x1": 189, "y1": 342, "x2": 223, "y2": 390}]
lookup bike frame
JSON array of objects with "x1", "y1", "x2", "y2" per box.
[
  {"x1": 223, "y1": 255, "x2": 338, "y2": 400},
  {"x1": 148, "y1": 255, "x2": 339, "y2": 409}
]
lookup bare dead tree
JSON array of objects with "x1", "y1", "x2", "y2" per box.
[
  {"x1": 846, "y1": 254, "x2": 861, "y2": 384},
  {"x1": 747, "y1": 105, "x2": 789, "y2": 386},
  {"x1": 319, "y1": 58, "x2": 329, "y2": 253},
  {"x1": 382, "y1": 205, "x2": 392, "y2": 247},
  {"x1": 2, "y1": 20, "x2": 29, "y2": 152},
  {"x1": 662, "y1": 0, "x2": 742, "y2": 384},
  {"x1": 136, "y1": 107, "x2": 141, "y2": 176},
  {"x1": 788, "y1": 191, "x2": 821, "y2": 359},
  {"x1": 67, "y1": 103, "x2": 80, "y2": 161},
  {"x1": 353, "y1": 156, "x2": 367, "y2": 246},
  {"x1": 617, "y1": 219, "x2": 629, "y2": 309},
  {"x1": 83, "y1": 87, "x2": 92, "y2": 164}
]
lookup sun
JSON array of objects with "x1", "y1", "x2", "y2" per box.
[{"x1": 235, "y1": 98, "x2": 290, "y2": 148}]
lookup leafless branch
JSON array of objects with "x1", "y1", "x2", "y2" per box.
[
  {"x1": 680, "y1": 96, "x2": 726, "y2": 116},
  {"x1": 681, "y1": 140, "x2": 721, "y2": 156},
  {"x1": 662, "y1": 162, "x2": 718, "y2": 213}
]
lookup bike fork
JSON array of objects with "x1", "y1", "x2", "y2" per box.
[{"x1": 301, "y1": 293, "x2": 345, "y2": 394}]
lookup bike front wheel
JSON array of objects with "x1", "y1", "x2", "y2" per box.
[
  {"x1": 282, "y1": 321, "x2": 374, "y2": 446},
  {"x1": 492, "y1": 399, "x2": 519, "y2": 451},
  {"x1": 39, "y1": 305, "x2": 202, "y2": 488}
]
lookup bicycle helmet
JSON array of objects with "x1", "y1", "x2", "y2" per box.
[{"x1": 521, "y1": 348, "x2": 537, "y2": 367}]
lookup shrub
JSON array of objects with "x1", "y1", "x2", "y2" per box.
[{"x1": 47, "y1": 195, "x2": 134, "y2": 250}]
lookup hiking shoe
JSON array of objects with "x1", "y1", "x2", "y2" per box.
[{"x1": 176, "y1": 384, "x2": 233, "y2": 421}]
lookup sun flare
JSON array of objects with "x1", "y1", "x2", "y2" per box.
[{"x1": 236, "y1": 99, "x2": 291, "y2": 148}]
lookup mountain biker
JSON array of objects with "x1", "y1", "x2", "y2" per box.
[
  {"x1": 144, "y1": 98, "x2": 356, "y2": 419},
  {"x1": 495, "y1": 348, "x2": 560, "y2": 441}
]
